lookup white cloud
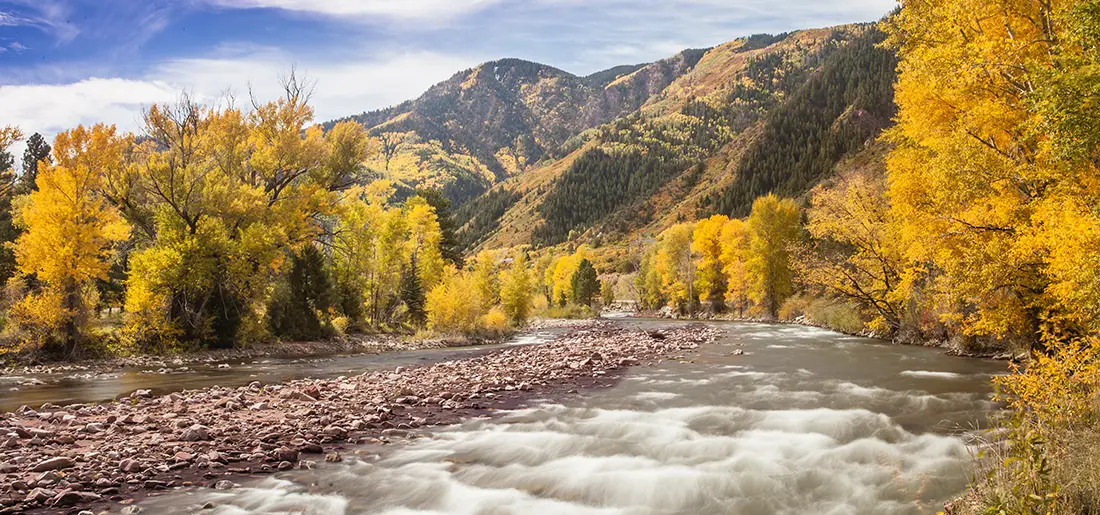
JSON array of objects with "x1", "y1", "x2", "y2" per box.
[
  {"x1": 148, "y1": 47, "x2": 475, "y2": 122},
  {"x1": 202, "y1": 0, "x2": 503, "y2": 23},
  {"x1": 0, "y1": 49, "x2": 476, "y2": 164},
  {"x1": 0, "y1": 78, "x2": 177, "y2": 136}
]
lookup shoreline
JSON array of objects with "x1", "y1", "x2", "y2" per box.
[
  {"x1": 1, "y1": 317, "x2": 600, "y2": 376},
  {"x1": 0, "y1": 322, "x2": 720, "y2": 514},
  {"x1": 1, "y1": 330, "x2": 518, "y2": 377},
  {"x1": 624, "y1": 311, "x2": 1027, "y2": 361}
]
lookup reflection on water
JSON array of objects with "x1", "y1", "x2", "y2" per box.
[
  {"x1": 0, "y1": 329, "x2": 569, "y2": 411},
  {"x1": 139, "y1": 321, "x2": 1006, "y2": 515}
]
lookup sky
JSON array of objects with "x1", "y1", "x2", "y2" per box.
[{"x1": 0, "y1": 0, "x2": 895, "y2": 160}]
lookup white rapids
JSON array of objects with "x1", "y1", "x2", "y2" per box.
[{"x1": 138, "y1": 322, "x2": 1005, "y2": 515}]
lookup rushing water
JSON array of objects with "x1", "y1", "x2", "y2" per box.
[
  {"x1": 137, "y1": 321, "x2": 1006, "y2": 515},
  {"x1": 0, "y1": 329, "x2": 567, "y2": 412}
]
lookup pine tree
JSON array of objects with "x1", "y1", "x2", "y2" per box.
[
  {"x1": 570, "y1": 258, "x2": 599, "y2": 306},
  {"x1": 269, "y1": 245, "x2": 336, "y2": 341},
  {"x1": 20, "y1": 132, "x2": 51, "y2": 195},
  {"x1": 414, "y1": 188, "x2": 463, "y2": 266},
  {"x1": 401, "y1": 254, "x2": 426, "y2": 325}
]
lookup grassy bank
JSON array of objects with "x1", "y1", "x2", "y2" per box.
[{"x1": 949, "y1": 338, "x2": 1100, "y2": 515}]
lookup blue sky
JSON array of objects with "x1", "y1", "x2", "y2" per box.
[{"x1": 0, "y1": 0, "x2": 895, "y2": 151}]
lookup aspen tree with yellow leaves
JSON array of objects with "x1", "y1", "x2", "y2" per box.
[
  {"x1": 692, "y1": 215, "x2": 730, "y2": 312},
  {"x1": 798, "y1": 168, "x2": 905, "y2": 334},
  {"x1": 884, "y1": 0, "x2": 1100, "y2": 344},
  {"x1": 745, "y1": 194, "x2": 801, "y2": 318},
  {"x1": 499, "y1": 251, "x2": 534, "y2": 325},
  {"x1": 11, "y1": 125, "x2": 130, "y2": 355}
]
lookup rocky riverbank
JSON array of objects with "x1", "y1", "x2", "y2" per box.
[
  {"x1": 0, "y1": 322, "x2": 720, "y2": 514},
  {"x1": 1, "y1": 329, "x2": 522, "y2": 377}
]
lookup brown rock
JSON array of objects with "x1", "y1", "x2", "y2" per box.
[
  {"x1": 32, "y1": 457, "x2": 75, "y2": 472},
  {"x1": 181, "y1": 425, "x2": 211, "y2": 441}
]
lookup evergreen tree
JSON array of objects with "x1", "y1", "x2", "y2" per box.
[
  {"x1": 570, "y1": 258, "x2": 599, "y2": 306},
  {"x1": 414, "y1": 188, "x2": 463, "y2": 266},
  {"x1": 400, "y1": 254, "x2": 426, "y2": 325},
  {"x1": 0, "y1": 154, "x2": 16, "y2": 285},
  {"x1": 20, "y1": 132, "x2": 51, "y2": 194},
  {"x1": 0, "y1": 150, "x2": 12, "y2": 176},
  {"x1": 269, "y1": 245, "x2": 336, "y2": 341}
]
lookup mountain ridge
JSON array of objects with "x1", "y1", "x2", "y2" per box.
[{"x1": 323, "y1": 23, "x2": 897, "y2": 265}]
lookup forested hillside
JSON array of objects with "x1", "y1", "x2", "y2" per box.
[
  {"x1": 460, "y1": 24, "x2": 896, "y2": 252},
  {"x1": 324, "y1": 52, "x2": 704, "y2": 204}
]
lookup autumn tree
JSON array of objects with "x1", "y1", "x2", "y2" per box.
[
  {"x1": 471, "y1": 249, "x2": 501, "y2": 310},
  {"x1": 745, "y1": 194, "x2": 800, "y2": 318},
  {"x1": 547, "y1": 246, "x2": 592, "y2": 306},
  {"x1": 332, "y1": 182, "x2": 408, "y2": 330},
  {"x1": 499, "y1": 251, "x2": 533, "y2": 325},
  {"x1": 655, "y1": 223, "x2": 697, "y2": 314},
  {"x1": 120, "y1": 82, "x2": 370, "y2": 347},
  {"x1": 720, "y1": 218, "x2": 751, "y2": 317},
  {"x1": 798, "y1": 167, "x2": 905, "y2": 333},
  {"x1": 12, "y1": 125, "x2": 130, "y2": 355},
  {"x1": 404, "y1": 194, "x2": 445, "y2": 290},
  {"x1": 884, "y1": 0, "x2": 1100, "y2": 343},
  {"x1": 635, "y1": 247, "x2": 664, "y2": 310},
  {"x1": 692, "y1": 215, "x2": 730, "y2": 312},
  {"x1": 426, "y1": 267, "x2": 484, "y2": 334}
]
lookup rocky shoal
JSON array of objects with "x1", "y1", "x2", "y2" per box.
[{"x1": 0, "y1": 323, "x2": 721, "y2": 514}]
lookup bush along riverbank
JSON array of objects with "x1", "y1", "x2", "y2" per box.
[{"x1": 0, "y1": 323, "x2": 720, "y2": 514}]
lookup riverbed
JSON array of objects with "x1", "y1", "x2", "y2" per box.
[
  {"x1": 0, "y1": 329, "x2": 569, "y2": 413},
  {"x1": 135, "y1": 320, "x2": 1006, "y2": 515}
]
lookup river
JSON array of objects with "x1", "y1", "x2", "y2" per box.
[
  {"x1": 0, "y1": 329, "x2": 570, "y2": 412},
  {"x1": 127, "y1": 321, "x2": 1006, "y2": 515}
]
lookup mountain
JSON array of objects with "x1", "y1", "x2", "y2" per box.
[
  {"x1": 325, "y1": 52, "x2": 706, "y2": 204},
  {"x1": 324, "y1": 22, "x2": 897, "y2": 263},
  {"x1": 452, "y1": 24, "x2": 896, "y2": 255}
]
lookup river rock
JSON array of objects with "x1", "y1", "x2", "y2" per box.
[
  {"x1": 274, "y1": 447, "x2": 298, "y2": 462},
  {"x1": 119, "y1": 458, "x2": 143, "y2": 472},
  {"x1": 25, "y1": 487, "x2": 54, "y2": 503},
  {"x1": 181, "y1": 425, "x2": 211, "y2": 441},
  {"x1": 32, "y1": 457, "x2": 75, "y2": 472}
]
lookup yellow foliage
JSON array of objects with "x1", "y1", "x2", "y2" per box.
[
  {"x1": 426, "y1": 267, "x2": 485, "y2": 334},
  {"x1": 800, "y1": 168, "x2": 905, "y2": 332},
  {"x1": 548, "y1": 245, "x2": 592, "y2": 305},
  {"x1": 478, "y1": 306, "x2": 511, "y2": 335},
  {"x1": 499, "y1": 251, "x2": 534, "y2": 325},
  {"x1": 470, "y1": 249, "x2": 501, "y2": 310},
  {"x1": 884, "y1": 0, "x2": 1100, "y2": 342},
  {"x1": 997, "y1": 338, "x2": 1100, "y2": 433},
  {"x1": 0, "y1": 126, "x2": 23, "y2": 154},
  {"x1": 404, "y1": 195, "x2": 445, "y2": 290},
  {"x1": 692, "y1": 215, "x2": 728, "y2": 303},
  {"x1": 11, "y1": 125, "x2": 130, "y2": 351},
  {"x1": 654, "y1": 223, "x2": 696, "y2": 309},
  {"x1": 720, "y1": 218, "x2": 751, "y2": 316},
  {"x1": 110, "y1": 88, "x2": 372, "y2": 345},
  {"x1": 745, "y1": 194, "x2": 800, "y2": 318}
]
